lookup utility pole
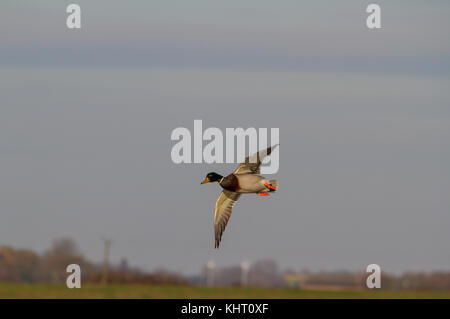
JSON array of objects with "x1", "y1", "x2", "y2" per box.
[
  {"x1": 101, "y1": 239, "x2": 112, "y2": 285},
  {"x1": 206, "y1": 260, "x2": 216, "y2": 287},
  {"x1": 240, "y1": 261, "x2": 250, "y2": 286}
]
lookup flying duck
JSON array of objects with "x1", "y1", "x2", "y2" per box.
[{"x1": 201, "y1": 144, "x2": 279, "y2": 248}]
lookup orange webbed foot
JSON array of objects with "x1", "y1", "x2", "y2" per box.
[
  {"x1": 264, "y1": 183, "x2": 276, "y2": 190},
  {"x1": 258, "y1": 192, "x2": 269, "y2": 196}
]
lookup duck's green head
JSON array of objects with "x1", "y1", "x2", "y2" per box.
[{"x1": 201, "y1": 172, "x2": 223, "y2": 184}]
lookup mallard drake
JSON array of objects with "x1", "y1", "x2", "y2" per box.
[{"x1": 201, "y1": 144, "x2": 279, "y2": 248}]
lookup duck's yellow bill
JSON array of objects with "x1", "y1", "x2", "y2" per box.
[{"x1": 201, "y1": 177, "x2": 210, "y2": 184}]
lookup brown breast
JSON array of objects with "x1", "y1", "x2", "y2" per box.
[{"x1": 219, "y1": 174, "x2": 240, "y2": 192}]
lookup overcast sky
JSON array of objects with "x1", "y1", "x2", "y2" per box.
[{"x1": 1, "y1": 1, "x2": 449, "y2": 275}]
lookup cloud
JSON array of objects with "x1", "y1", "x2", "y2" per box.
[{"x1": 1, "y1": 1, "x2": 449, "y2": 75}]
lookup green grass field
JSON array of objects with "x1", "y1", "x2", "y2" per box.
[{"x1": 0, "y1": 284, "x2": 449, "y2": 298}]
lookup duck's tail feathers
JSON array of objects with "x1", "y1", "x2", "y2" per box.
[{"x1": 268, "y1": 180, "x2": 278, "y2": 191}]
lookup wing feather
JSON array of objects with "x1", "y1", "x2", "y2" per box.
[
  {"x1": 233, "y1": 144, "x2": 279, "y2": 175},
  {"x1": 214, "y1": 190, "x2": 241, "y2": 248}
]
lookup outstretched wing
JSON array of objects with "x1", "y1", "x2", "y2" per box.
[
  {"x1": 233, "y1": 144, "x2": 279, "y2": 175},
  {"x1": 214, "y1": 190, "x2": 241, "y2": 248}
]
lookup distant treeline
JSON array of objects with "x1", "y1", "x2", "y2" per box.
[
  {"x1": 282, "y1": 270, "x2": 450, "y2": 291},
  {"x1": 0, "y1": 238, "x2": 185, "y2": 285},
  {"x1": 196, "y1": 260, "x2": 450, "y2": 291},
  {"x1": 1, "y1": 239, "x2": 449, "y2": 290}
]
